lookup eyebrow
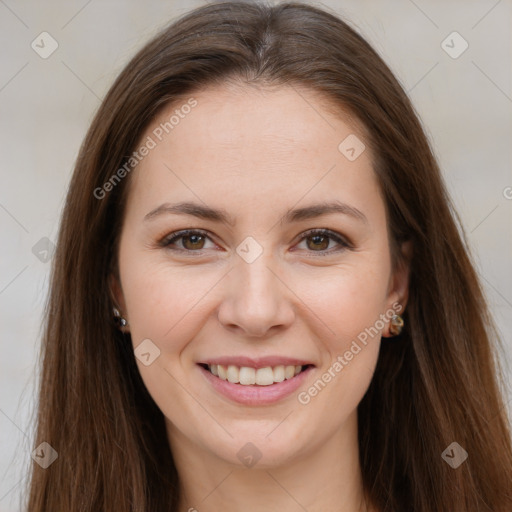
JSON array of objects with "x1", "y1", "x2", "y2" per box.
[{"x1": 143, "y1": 200, "x2": 368, "y2": 226}]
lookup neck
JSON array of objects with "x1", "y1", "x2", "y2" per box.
[{"x1": 168, "y1": 411, "x2": 371, "y2": 512}]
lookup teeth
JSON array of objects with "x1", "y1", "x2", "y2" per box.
[
  {"x1": 217, "y1": 364, "x2": 227, "y2": 380},
  {"x1": 273, "y1": 365, "x2": 285, "y2": 383},
  {"x1": 226, "y1": 365, "x2": 239, "y2": 383},
  {"x1": 255, "y1": 367, "x2": 274, "y2": 386},
  {"x1": 285, "y1": 365, "x2": 295, "y2": 379},
  {"x1": 239, "y1": 367, "x2": 255, "y2": 385},
  {"x1": 207, "y1": 363, "x2": 306, "y2": 386}
]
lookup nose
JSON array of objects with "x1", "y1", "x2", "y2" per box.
[{"x1": 217, "y1": 254, "x2": 295, "y2": 338}]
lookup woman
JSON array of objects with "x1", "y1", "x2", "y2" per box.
[{"x1": 26, "y1": 1, "x2": 512, "y2": 511}]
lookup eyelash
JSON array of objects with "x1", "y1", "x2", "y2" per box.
[{"x1": 159, "y1": 228, "x2": 351, "y2": 256}]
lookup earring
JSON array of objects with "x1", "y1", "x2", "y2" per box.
[
  {"x1": 389, "y1": 314, "x2": 404, "y2": 336},
  {"x1": 113, "y1": 307, "x2": 128, "y2": 327}
]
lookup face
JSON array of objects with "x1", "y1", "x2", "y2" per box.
[{"x1": 111, "y1": 82, "x2": 410, "y2": 469}]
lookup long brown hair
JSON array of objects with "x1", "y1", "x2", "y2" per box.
[{"x1": 26, "y1": 2, "x2": 512, "y2": 510}]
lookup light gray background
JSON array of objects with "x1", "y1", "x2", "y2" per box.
[{"x1": 1, "y1": 1, "x2": 511, "y2": 510}]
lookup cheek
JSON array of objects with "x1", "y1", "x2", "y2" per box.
[
  {"x1": 297, "y1": 342, "x2": 380, "y2": 433},
  {"x1": 293, "y1": 256, "x2": 391, "y2": 347},
  {"x1": 293, "y1": 264, "x2": 387, "y2": 419},
  {"x1": 118, "y1": 226, "x2": 217, "y2": 339},
  {"x1": 120, "y1": 258, "x2": 214, "y2": 413},
  {"x1": 291, "y1": 255, "x2": 390, "y2": 413}
]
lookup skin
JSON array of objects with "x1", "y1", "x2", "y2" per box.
[{"x1": 111, "y1": 82, "x2": 411, "y2": 512}]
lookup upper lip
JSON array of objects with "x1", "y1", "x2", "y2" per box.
[{"x1": 199, "y1": 356, "x2": 315, "y2": 369}]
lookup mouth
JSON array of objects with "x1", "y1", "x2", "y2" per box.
[
  {"x1": 199, "y1": 363, "x2": 314, "y2": 386},
  {"x1": 197, "y1": 361, "x2": 315, "y2": 405}
]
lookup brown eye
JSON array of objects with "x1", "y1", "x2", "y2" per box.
[
  {"x1": 295, "y1": 229, "x2": 350, "y2": 255},
  {"x1": 161, "y1": 229, "x2": 214, "y2": 252},
  {"x1": 181, "y1": 233, "x2": 206, "y2": 250},
  {"x1": 306, "y1": 234, "x2": 330, "y2": 251}
]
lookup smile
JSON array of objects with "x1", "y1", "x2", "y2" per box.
[
  {"x1": 204, "y1": 363, "x2": 308, "y2": 386},
  {"x1": 197, "y1": 361, "x2": 315, "y2": 405}
]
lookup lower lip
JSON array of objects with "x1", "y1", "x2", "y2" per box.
[{"x1": 198, "y1": 364, "x2": 314, "y2": 405}]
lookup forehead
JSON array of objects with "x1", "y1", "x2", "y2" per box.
[
  {"x1": 149, "y1": 82, "x2": 366, "y2": 162},
  {"x1": 127, "y1": 83, "x2": 383, "y2": 222}
]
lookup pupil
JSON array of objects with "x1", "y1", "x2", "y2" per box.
[
  {"x1": 309, "y1": 235, "x2": 328, "y2": 250},
  {"x1": 185, "y1": 234, "x2": 204, "y2": 249}
]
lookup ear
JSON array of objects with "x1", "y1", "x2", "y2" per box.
[
  {"x1": 108, "y1": 272, "x2": 129, "y2": 333},
  {"x1": 383, "y1": 239, "x2": 413, "y2": 336}
]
